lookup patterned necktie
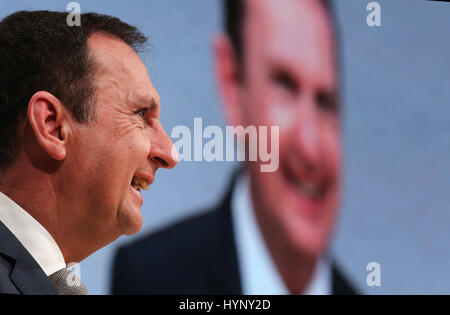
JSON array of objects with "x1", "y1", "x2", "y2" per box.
[{"x1": 49, "y1": 267, "x2": 88, "y2": 295}]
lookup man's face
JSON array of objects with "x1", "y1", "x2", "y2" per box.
[
  {"x1": 238, "y1": 0, "x2": 340, "y2": 256},
  {"x1": 63, "y1": 34, "x2": 176, "y2": 241}
]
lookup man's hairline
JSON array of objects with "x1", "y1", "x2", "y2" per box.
[
  {"x1": 82, "y1": 32, "x2": 141, "y2": 124},
  {"x1": 228, "y1": 0, "x2": 338, "y2": 77},
  {"x1": 84, "y1": 33, "x2": 160, "y2": 122}
]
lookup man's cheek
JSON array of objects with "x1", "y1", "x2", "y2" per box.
[
  {"x1": 270, "y1": 103, "x2": 295, "y2": 128},
  {"x1": 136, "y1": 132, "x2": 152, "y2": 157},
  {"x1": 324, "y1": 131, "x2": 340, "y2": 176}
]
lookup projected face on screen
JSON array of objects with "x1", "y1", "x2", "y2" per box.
[{"x1": 219, "y1": 0, "x2": 340, "y2": 256}]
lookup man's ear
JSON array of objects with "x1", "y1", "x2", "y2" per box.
[
  {"x1": 27, "y1": 91, "x2": 70, "y2": 161},
  {"x1": 213, "y1": 34, "x2": 244, "y2": 126}
]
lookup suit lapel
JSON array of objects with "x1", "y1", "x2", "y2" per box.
[
  {"x1": 0, "y1": 221, "x2": 58, "y2": 295},
  {"x1": 332, "y1": 263, "x2": 358, "y2": 295},
  {"x1": 211, "y1": 171, "x2": 358, "y2": 295},
  {"x1": 206, "y1": 172, "x2": 242, "y2": 294}
]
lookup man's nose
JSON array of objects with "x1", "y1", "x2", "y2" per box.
[
  {"x1": 149, "y1": 121, "x2": 178, "y2": 170},
  {"x1": 292, "y1": 100, "x2": 321, "y2": 169}
]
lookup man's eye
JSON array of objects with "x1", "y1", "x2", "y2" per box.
[
  {"x1": 271, "y1": 71, "x2": 299, "y2": 95},
  {"x1": 316, "y1": 91, "x2": 339, "y2": 114},
  {"x1": 135, "y1": 108, "x2": 148, "y2": 119}
]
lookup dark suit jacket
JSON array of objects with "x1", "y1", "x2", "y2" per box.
[
  {"x1": 0, "y1": 221, "x2": 58, "y2": 295},
  {"x1": 112, "y1": 175, "x2": 357, "y2": 295}
]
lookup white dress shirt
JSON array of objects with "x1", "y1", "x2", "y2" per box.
[
  {"x1": 0, "y1": 192, "x2": 66, "y2": 276},
  {"x1": 231, "y1": 174, "x2": 331, "y2": 295}
]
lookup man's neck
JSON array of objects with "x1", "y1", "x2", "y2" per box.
[
  {"x1": 248, "y1": 180, "x2": 318, "y2": 294},
  {"x1": 0, "y1": 160, "x2": 71, "y2": 263}
]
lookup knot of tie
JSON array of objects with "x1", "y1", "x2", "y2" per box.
[{"x1": 49, "y1": 267, "x2": 88, "y2": 295}]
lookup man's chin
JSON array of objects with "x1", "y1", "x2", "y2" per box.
[
  {"x1": 122, "y1": 224, "x2": 142, "y2": 236},
  {"x1": 284, "y1": 216, "x2": 333, "y2": 257},
  {"x1": 117, "y1": 208, "x2": 144, "y2": 236}
]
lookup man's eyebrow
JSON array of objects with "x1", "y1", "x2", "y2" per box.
[
  {"x1": 146, "y1": 98, "x2": 159, "y2": 111},
  {"x1": 134, "y1": 95, "x2": 160, "y2": 112}
]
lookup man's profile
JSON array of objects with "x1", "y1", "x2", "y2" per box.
[
  {"x1": 112, "y1": 0, "x2": 356, "y2": 295},
  {"x1": 0, "y1": 11, "x2": 177, "y2": 295}
]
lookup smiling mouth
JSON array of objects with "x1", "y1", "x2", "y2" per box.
[
  {"x1": 131, "y1": 176, "x2": 150, "y2": 192},
  {"x1": 284, "y1": 167, "x2": 326, "y2": 201}
]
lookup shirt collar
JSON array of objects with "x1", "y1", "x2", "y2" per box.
[
  {"x1": 231, "y1": 173, "x2": 331, "y2": 295},
  {"x1": 0, "y1": 192, "x2": 66, "y2": 276}
]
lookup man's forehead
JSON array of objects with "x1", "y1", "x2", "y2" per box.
[
  {"x1": 244, "y1": 0, "x2": 335, "y2": 76},
  {"x1": 87, "y1": 33, "x2": 159, "y2": 107},
  {"x1": 88, "y1": 35, "x2": 141, "y2": 76},
  {"x1": 246, "y1": 0, "x2": 332, "y2": 39},
  {"x1": 88, "y1": 33, "x2": 137, "y2": 59}
]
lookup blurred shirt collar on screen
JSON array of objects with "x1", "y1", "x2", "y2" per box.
[
  {"x1": 231, "y1": 173, "x2": 331, "y2": 295},
  {"x1": 0, "y1": 192, "x2": 66, "y2": 276}
]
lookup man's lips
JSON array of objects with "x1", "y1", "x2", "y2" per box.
[
  {"x1": 129, "y1": 172, "x2": 154, "y2": 206},
  {"x1": 130, "y1": 173, "x2": 154, "y2": 192},
  {"x1": 129, "y1": 184, "x2": 144, "y2": 205},
  {"x1": 282, "y1": 162, "x2": 327, "y2": 201}
]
